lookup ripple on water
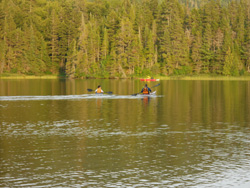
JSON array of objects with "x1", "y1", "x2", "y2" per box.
[
  {"x1": 0, "y1": 94, "x2": 163, "y2": 101},
  {"x1": 1, "y1": 121, "x2": 172, "y2": 138},
  {"x1": 1, "y1": 120, "x2": 250, "y2": 187}
]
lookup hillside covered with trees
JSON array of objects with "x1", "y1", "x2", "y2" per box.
[{"x1": 0, "y1": 0, "x2": 250, "y2": 78}]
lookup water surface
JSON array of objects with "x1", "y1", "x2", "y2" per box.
[{"x1": 0, "y1": 79, "x2": 250, "y2": 187}]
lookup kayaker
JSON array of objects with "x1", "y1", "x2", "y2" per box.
[
  {"x1": 95, "y1": 85, "x2": 104, "y2": 94},
  {"x1": 141, "y1": 84, "x2": 152, "y2": 94}
]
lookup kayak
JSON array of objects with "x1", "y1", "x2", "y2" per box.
[
  {"x1": 138, "y1": 91, "x2": 156, "y2": 96},
  {"x1": 95, "y1": 93, "x2": 112, "y2": 95},
  {"x1": 140, "y1": 78, "x2": 160, "y2": 81}
]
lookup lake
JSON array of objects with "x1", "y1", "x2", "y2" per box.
[{"x1": 0, "y1": 79, "x2": 250, "y2": 187}]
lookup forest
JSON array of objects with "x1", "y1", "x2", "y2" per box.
[{"x1": 0, "y1": 0, "x2": 250, "y2": 78}]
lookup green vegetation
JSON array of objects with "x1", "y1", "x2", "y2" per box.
[
  {"x1": 0, "y1": 73, "x2": 63, "y2": 79},
  {"x1": 156, "y1": 75, "x2": 250, "y2": 80},
  {"x1": 0, "y1": 0, "x2": 250, "y2": 78}
]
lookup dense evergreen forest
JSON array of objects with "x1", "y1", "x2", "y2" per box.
[{"x1": 0, "y1": 0, "x2": 250, "y2": 78}]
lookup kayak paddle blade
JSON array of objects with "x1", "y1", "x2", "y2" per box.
[{"x1": 151, "y1": 83, "x2": 160, "y2": 88}]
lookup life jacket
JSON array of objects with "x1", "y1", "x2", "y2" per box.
[
  {"x1": 142, "y1": 87, "x2": 149, "y2": 94},
  {"x1": 96, "y1": 88, "x2": 102, "y2": 93}
]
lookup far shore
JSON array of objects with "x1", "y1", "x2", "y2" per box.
[
  {"x1": 1, "y1": 74, "x2": 250, "y2": 80},
  {"x1": 155, "y1": 75, "x2": 250, "y2": 80},
  {"x1": 0, "y1": 74, "x2": 64, "y2": 79}
]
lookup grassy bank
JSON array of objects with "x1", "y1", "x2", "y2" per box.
[
  {"x1": 1, "y1": 73, "x2": 250, "y2": 80},
  {"x1": 153, "y1": 75, "x2": 250, "y2": 80},
  {"x1": 0, "y1": 73, "x2": 65, "y2": 79}
]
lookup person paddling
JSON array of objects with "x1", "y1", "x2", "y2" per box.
[
  {"x1": 95, "y1": 85, "x2": 104, "y2": 94},
  {"x1": 141, "y1": 84, "x2": 152, "y2": 94}
]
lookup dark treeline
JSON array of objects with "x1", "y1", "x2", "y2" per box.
[{"x1": 0, "y1": 0, "x2": 250, "y2": 78}]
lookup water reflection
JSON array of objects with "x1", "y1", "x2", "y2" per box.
[
  {"x1": 1, "y1": 120, "x2": 250, "y2": 187},
  {"x1": 142, "y1": 96, "x2": 150, "y2": 106},
  {"x1": 1, "y1": 79, "x2": 250, "y2": 187},
  {"x1": 96, "y1": 98, "x2": 103, "y2": 109}
]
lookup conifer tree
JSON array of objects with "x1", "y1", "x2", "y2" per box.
[
  {"x1": 0, "y1": 0, "x2": 249, "y2": 77},
  {"x1": 149, "y1": 0, "x2": 159, "y2": 19},
  {"x1": 223, "y1": 47, "x2": 240, "y2": 76},
  {"x1": 105, "y1": 10, "x2": 120, "y2": 49},
  {"x1": 108, "y1": 43, "x2": 118, "y2": 77},
  {"x1": 159, "y1": 26, "x2": 173, "y2": 75},
  {"x1": 244, "y1": 3, "x2": 250, "y2": 73},
  {"x1": 5, "y1": 13, "x2": 17, "y2": 72},
  {"x1": 66, "y1": 39, "x2": 77, "y2": 77},
  {"x1": 0, "y1": 1, "x2": 6, "y2": 74},
  {"x1": 189, "y1": 8, "x2": 202, "y2": 73},
  {"x1": 115, "y1": 17, "x2": 134, "y2": 77},
  {"x1": 134, "y1": 27, "x2": 145, "y2": 76},
  {"x1": 76, "y1": 13, "x2": 89, "y2": 77},
  {"x1": 191, "y1": 31, "x2": 202, "y2": 73},
  {"x1": 101, "y1": 27, "x2": 109, "y2": 60},
  {"x1": 87, "y1": 14, "x2": 100, "y2": 76},
  {"x1": 48, "y1": 9, "x2": 60, "y2": 74},
  {"x1": 201, "y1": 22, "x2": 213, "y2": 73},
  {"x1": 58, "y1": 20, "x2": 68, "y2": 74},
  {"x1": 170, "y1": 10, "x2": 189, "y2": 72},
  {"x1": 212, "y1": 28, "x2": 224, "y2": 73},
  {"x1": 144, "y1": 24, "x2": 155, "y2": 69}
]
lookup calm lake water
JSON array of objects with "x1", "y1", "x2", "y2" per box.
[{"x1": 0, "y1": 79, "x2": 250, "y2": 187}]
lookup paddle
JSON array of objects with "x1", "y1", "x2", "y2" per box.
[
  {"x1": 131, "y1": 83, "x2": 160, "y2": 96},
  {"x1": 87, "y1": 89, "x2": 113, "y2": 94}
]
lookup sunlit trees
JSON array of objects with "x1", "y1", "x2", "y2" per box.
[{"x1": 0, "y1": 0, "x2": 250, "y2": 77}]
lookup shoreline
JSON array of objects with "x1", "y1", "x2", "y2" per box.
[
  {"x1": 155, "y1": 75, "x2": 250, "y2": 80},
  {"x1": 1, "y1": 74, "x2": 250, "y2": 80},
  {"x1": 0, "y1": 74, "x2": 65, "y2": 79}
]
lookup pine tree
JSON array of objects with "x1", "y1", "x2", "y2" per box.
[
  {"x1": 101, "y1": 27, "x2": 109, "y2": 60},
  {"x1": 58, "y1": 20, "x2": 68, "y2": 74},
  {"x1": 189, "y1": 8, "x2": 203, "y2": 73},
  {"x1": 39, "y1": 38, "x2": 51, "y2": 73},
  {"x1": 5, "y1": 13, "x2": 17, "y2": 72},
  {"x1": 191, "y1": 31, "x2": 202, "y2": 73},
  {"x1": 221, "y1": 9, "x2": 233, "y2": 74},
  {"x1": 144, "y1": 24, "x2": 155, "y2": 69},
  {"x1": 170, "y1": 11, "x2": 189, "y2": 72},
  {"x1": 108, "y1": 43, "x2": 118, "y2": 77},
  {"x1": 0, "y1": 0, "x2": 249, "y2": 77},
  {"x1": 157, "y1": 0, "x2": 173, "y2": 40},
  {"x1": 244, "y1": 2, "x2": 250, "y2": 73},
  {"x1": 0, "y1": 1, "x2": 6, "y2": 73},
  {"x1": 159, "y1": 26, "x2": 173, "y2": 75},
  {"x1": 0, "y1": 40, "x2": 4, "y2": 74},
  {"x1": 223, "y1": 48, "x2": 233, "y2": 76},
  {"x1": 87, "y1": 14, "x2": 100, "y2": 76},
  {"x1": 223, "y1": 47, "x2": 240, "y2": 76},
  {"x1": 48, "y1": 9, "x2": 60, "y2": 74},
  {"x1": 76, "y1": 13, "x2": 89, "y2": 77},
  {"x1": 66, "y1": 39, "x2": 77, "y2": 77},
  {"x1": 149, "y1": 0, "x2": 159, "y2": 19},
  {"x1": 75, "y1": 0, "x2": 87, "y2": 13},
  {"x1": 212, "y1": 28, "x2": 224, "y2": 73},
  {"x1": 134, "y1": 27, "x2": 145, "y2": 76},
  {"x1": 201, "y1": 22, "x2": 213, "y2": 73},
  {"x1": 105, "y1": 10, "x2": 120, "y2": 48},
  {"x1": 115, "y1": 17, "x2": 136, "y2": 77},
  {"x1": 235, "y1": 2, "x2": 245, "y2": 46}
]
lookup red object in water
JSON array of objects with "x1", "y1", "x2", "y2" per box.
[{"x1": 140, "y1": 78, "x2": 160, "y2": 81}]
